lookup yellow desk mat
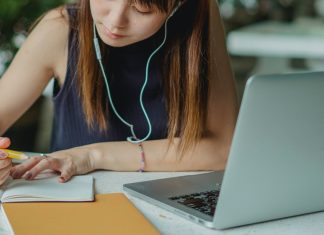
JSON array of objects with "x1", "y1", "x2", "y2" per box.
[{"x1": 2, "y1": 193, "x2": 160, "y2": 235}]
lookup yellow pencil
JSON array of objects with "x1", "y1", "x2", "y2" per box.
[{"x1": 0, "y1": 149, "x2": 29, "y2": 160}]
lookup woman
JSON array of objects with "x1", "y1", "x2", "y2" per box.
[{"x1": 0, "y1": 0, "x2": 238, "y2": 184}]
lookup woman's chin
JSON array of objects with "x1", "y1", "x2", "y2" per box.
[{"x1": 101, "y1": 38, "x2": 134, "y2": 48}]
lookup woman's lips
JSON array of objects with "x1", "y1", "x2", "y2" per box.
[{"x1": 103, "y1": 26, "x2": 125, "y2": 39}]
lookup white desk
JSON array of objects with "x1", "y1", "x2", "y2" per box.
[
  {"x1": 2, "y1": 171, "x2": 324, "y2": 235},
  {"x1": 227, "y1": 18, "x2": 324, "y2": 75}
]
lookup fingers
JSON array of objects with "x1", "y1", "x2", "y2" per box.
[
  {"x1": 0, "y1": 159, "x2": 12, "y2": 186},
  {"x1": 0, "y1": 150, "x2": 8, "y2": 159},
  {"x1": 22, "y1": 157, "x2": 53, "y2": 180},
  {"x1": 58, "y1": 164, "x2": 74, "y2": 183},
  {"x1": 10, "y1": 150, "x2": 80, "y2": 183},
  {"x1": 0, "y1": 137, "x2": 11, "y2": 149},
  {"x1": 0, "y1": 158, "x2": 11, "y2": 168},
  {"x1": 10, "y1": 156, "x2": 45, "y2": 179},
  {"x1": 0, "y1": 170, "x2": 11, "y2": 186},
  {"x1": 23, "y1": 157, "x2": 74, "y2": 183},
  {"x1": 0, "y1": 138, "x2": 11, "y2": 166},
  {"x1": 10, "y1": 155, "x2": 74, "y2": 183}
]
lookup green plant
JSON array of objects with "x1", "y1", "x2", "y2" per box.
[{"x1": 0, "y1": 0, "x2": 68, "y2": 75}]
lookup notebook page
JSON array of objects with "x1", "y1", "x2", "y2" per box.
[{"x1": 0, "y1": 175, "x2": 94, "y2": 202}]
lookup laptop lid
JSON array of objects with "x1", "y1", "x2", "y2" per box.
[
  {"x1": 124, "y1": 71, "x2": 324, "y2": 230},
  {"x1": 214, "y1": 71, "x2": 324, "y2": 229}
]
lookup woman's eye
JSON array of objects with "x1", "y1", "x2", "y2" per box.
[{"x1": 132, "y1": 5, "x2": 153, "y2": 14}]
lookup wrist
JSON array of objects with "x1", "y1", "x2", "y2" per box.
[
  {"x1": 88, "y1": 143, "x2": 113, "y2": 171},
  {"x1": 88, "y1": 146, "x2": 102, "y2": 171}
]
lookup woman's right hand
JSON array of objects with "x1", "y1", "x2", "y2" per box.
[{"x1": 0, "y1": 137, "x2": 12, "y2": 186}]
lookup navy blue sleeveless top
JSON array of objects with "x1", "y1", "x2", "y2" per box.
[{"x1": 51, "y1": 7, "x2": 168, "y2": 151}]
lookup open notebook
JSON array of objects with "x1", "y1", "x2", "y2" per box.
[{"x1": 0, "y1": 175, "x2": 94, "y2": 202}]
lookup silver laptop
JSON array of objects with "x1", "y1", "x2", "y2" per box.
[{"x1": 123, "y1": 71, "x2": 324, "y2": 229}]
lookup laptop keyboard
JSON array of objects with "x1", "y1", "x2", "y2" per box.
[{"x1": 169, "y1": 190, "x2": 220, "y2": 217}]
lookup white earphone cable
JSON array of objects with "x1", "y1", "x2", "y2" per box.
[{"x1": 93, "y1": 7, "x2": 178, "y2": 144}]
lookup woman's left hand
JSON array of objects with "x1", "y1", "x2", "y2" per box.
[
  {"x1": 10, "y1": 147, "x2": 95, "y2": 183},
  {"x1": 0, "y1": 137, "x2": 12, "y2": 186}
]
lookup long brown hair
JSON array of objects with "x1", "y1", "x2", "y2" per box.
[{"x1": 74, "y1": 0, "x2": 210, "y2": 154}]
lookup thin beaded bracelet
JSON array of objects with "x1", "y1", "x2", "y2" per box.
[{"x1": 138, "y1": 143, "x2": 146, "y2": 172}]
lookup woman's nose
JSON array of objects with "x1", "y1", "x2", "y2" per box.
[{"x1": 108, "y1": 5, "x2": 129, "y2": 30}]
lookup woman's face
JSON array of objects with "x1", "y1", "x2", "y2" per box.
[{"x1": 90, "y1": 0, "x2": 168, "y2": 47}]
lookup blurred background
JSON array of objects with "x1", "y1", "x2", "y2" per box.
[
  {"x1": 0, "y1": 0, "x2": 68, "y2": 151},
  {"x1": 0, "y1": 0, "x2": 324, "y2": 152}
]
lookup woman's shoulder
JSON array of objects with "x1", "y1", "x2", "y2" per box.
[
  {"x1": 36, "y1": 7, "x2": 70, "y2": 34},
  {"x1": 25, "y1": 7, "x2": 71, "y2": 81}
]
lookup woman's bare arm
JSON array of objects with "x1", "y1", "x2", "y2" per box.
[{"x1": 0, "y1": 8, "x2": 69, "y2": 134}]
